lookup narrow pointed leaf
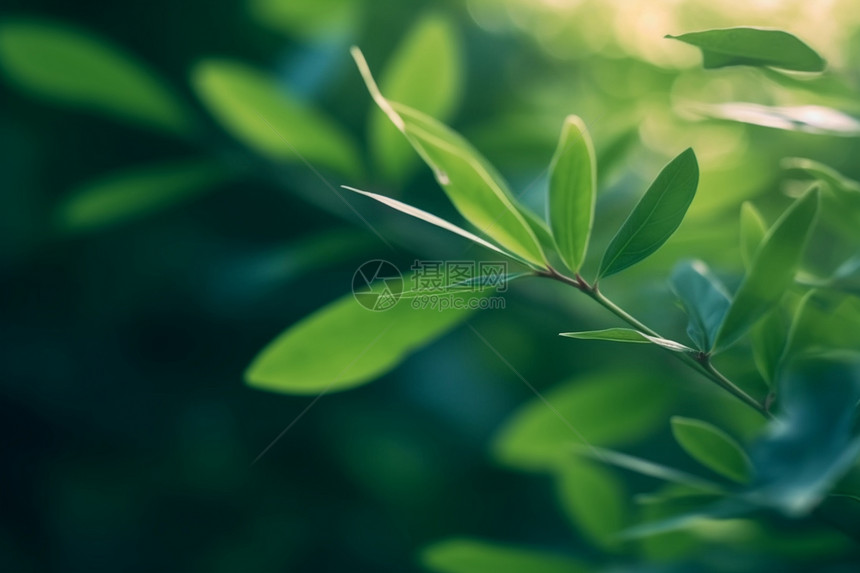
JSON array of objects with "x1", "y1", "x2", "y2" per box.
[
  {"x1": 370, "y1": 14, "x2": 462, "y2": 182},
  {"x1": 670, "y1": 260, "x2": 731, "y2": 351},
  {"x1": 0, "y1": 20, "x2": 192, "y2": 135},
  {"x1": 352, "y1": 47, "x2": 545, "y2": 267},
  {"x1": 193, "y1": 60, "x2": 360, "y2": 176},
  {"x1": 341, "y1": 186, "x2": 520, "y2": 261},
  {"x1": 548, "y1": 115, "x2": 596, "y2": 273},
  {"x1": 667, "y1": 27, "x2": 825, "y2": 72},
  {"x1": 598, "y1": 148, "x2": 698, "y2": 278},
  {"x1": 560, "y1": 328, "x2": 693, "y2": 352},
  {"x1": 715, "y1": 187, "x2": 820, "y2": 350},
  {"x1": 246, "y1": 286, "x2": 480, "y2": 394},
  {"x1": 422, "y1": 539, "x2": 590, "y2": 573},
  {"x1": 739, "y1": 202, "x2": 767, "y2": 270},
  {"x1": 671, "y1": 417, "x2": 753, "y2": 483},
  {"x1": 57, "y1": 160, "x2": 228, "y2": 233},
  {"x1": 696, "y1": 103, "x2": 860, "y2": 136}
]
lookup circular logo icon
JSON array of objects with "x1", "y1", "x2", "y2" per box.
[{"x1": 352, "y1": 260, "x2": 403, "y2": 311}]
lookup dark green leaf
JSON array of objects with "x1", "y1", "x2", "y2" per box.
[
  {"x1": 0, "y1": 20, "x2": 191, "y2": 135},
  {"x1": 353, "y1": 48, "x2": 546, "y2": 267},
  {"x1": 245, "y1": 286, "x2": 479, "y2": 394},
  {"x1": 56, "y1": 160, "x2": 228, "y2": 232},
  {"x1": 421, "y1": 539, "x2": 591, "y2": 573},
  {"x1": 370, "y1": 14, "x2": 462, "y2": 183},
  {"x1": 739, "y1": 202, "x2": 767, "y2": 270},
  {"x1": 548, "y1": 115, "x2": 596, "y2": 273},
  {"x1": 193, "y1": 60, "x2": 361, "y2": 176},
  {"x1": 598, "y1": 148, "x2": 699, "y2": 278},
  {"x1": 670, "y1": 260, "x2": 731, "y2": 351},
  {"x1": 671, "y1": 417, "x2": 753, "y2": 483},
  {"x1": 667, "y1": 27, "x2": 825, "y2": 72},
  {"x1": 560, "y1": 328, "x2": 693, "y2": 352},
  {"x1": 715, "y1": 187, "x2": 820, "y2": 350}
]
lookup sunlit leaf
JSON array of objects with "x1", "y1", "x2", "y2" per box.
[
  {"x1": 739, "y1": 202, "x2": 767, "y2": 271},
  {"x1": 598, "y1": 148, "x2": 699, "y2": 278},
  {"x1": 245, "y1": 286, "x2": 480, "y2": 394},
  {"x1": 715, "y1": 187, "x2": 820, "y2": 351},
  {"x1": 192, "y1": 59, "x2": 361, "y2": 176},
  {"x1": 0, "y1": 20, "x2": 191, "y2": 136},
  {"x1": 559, "y1": 328, "x2": 693, "y2": 353},
  {"x1": 56, "y1": 160, "x2": 227, "y2": 233},
  {"x1": 249, "y1": 0, "x2": 357, "y2": 39},
  {"x1": 548, "y1": 115, "x2": 596, "y2": 273},
  {"x1": 493, "y1": 371, "x2": 675, "y2": 470},
  {"x1": 671, "y1": 417, "x2": 753, "y2": 483},
  {"x1": 370, "y1": 14, "x2": 462, "y2": 182},
  {"x1": 695, "y1": 103, "x2": 860, "y2": 137},
  {"x1": 667, "y1": 27, "x2": 825, "y2": 72},
  {"x1": 556, "y1": 459, "x2": 627, "y2": 550},
  {"x1": 352, "y1": 48, "x2": 545, "y2": 267},
  {"x1": 670, "y1": 260, "x2": 731, "y2": 351},
  {"x1": 422, "y1": 539, "x2": 591, "y2": 573}
]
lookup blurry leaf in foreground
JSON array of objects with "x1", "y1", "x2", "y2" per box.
[
  {"x1": 0, "y1": 20, "x2": 192, "y2": 136},
  {"x1": 352, "y1": 47, "x2": 545, "y2": 267},
  {"x1": 598, "y1": 148, "x2": 699, "y2": 278},
  {"x1": 555, "y1": 459, "x2": 628, "y2": 550},
  {"x1": 695, "y1": 103, "x2": 860, "y2": 137},
  {"x1": 193, "y1": 60, "x2": 360, "y2": 176},
  {"x1": 739, "y1": 202, "x2": 767, "y2": 271},
  {"x1": 782, "y1": 157, "x2": 860, "y2": 195},
  {"x1": 56, "y1": 159, "x2": 228, "y2": 233},
  {"x1": 548, "y1": 115, "x2": 596, "y2": 273},
  {"x1": 715, "y1": 187, "x2": 820, "y2": 351},
  {"x1": 747, "y1": 355, "x2": 860, "y2": 516},
  {"x1": 671, "y1": 417, "x2": 753, "y2": 483},
  {"x1": 370, "y1": 13, "x2": 462, "y2": 183},
  {"x1": 560, "y1": 328, "x2": 693, "y2": 353},
  {"x1": 246, "y1": 285, "x2": 481, "y2": 394},
  {"x1": 670, "y1": 260, "x2": 730, "y2": 351},
  {"x1": 249, "y1": 0, "x2": 357, "y2": 39},
  {"x1": 493, "y1": 371, "x2": 674, "y2": 471},
  {"x1": 667, "y1": 27, "x2": 825, "y2": 72},
  {"x1": 422, "y1": 539, "x2": 590, "y2": 573}
]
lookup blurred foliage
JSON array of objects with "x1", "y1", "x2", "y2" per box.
[{"x1": 2, "y1": 0, "x2": 860, "y2": 572}]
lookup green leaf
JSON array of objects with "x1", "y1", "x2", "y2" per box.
[
  {"x1": 560, "y1": 328, "x2": 693, "y2": 352},
  {"x1": 421, "y1": 539, "x2": 590, "y2": 573},
  {"x1": 671, "y1": 417, "x2": 753, "y2": 483},
  {"x1": 245, "y1": 286, "x2": 479, "y2": 394},
  {"x1": 56, "y1": 160, "x2": 228, "y2": 233},
  {"x1": 598, "y1": 148, "x2": 699, "y2": 278},
  {"x1": 782, "y1": 157, "x2": 860, "y2": 195},
  {"x1": 192, "y1": 59, "x2": 360, "y2": 177},
  {"x1": 249, "y1": 0, "x2": 357, "y2": 39},
  {"x1": 750, "y1": 308, "x2": 789, "y2": 388},
  {"x1": 548, "y1": 115, "x2": 596, "y2": 273},
  {"x1": 739, "y1": 202, "x2": 767, "y2": 270},
  {"x1": 556, "y1": 460, "x2": 627, "y2": 550},
  {"x1": 695, "y1": 103, "x2": 860, "y2": 137},
  {"x1": 667, "y1": 27, "x2": 826, "y2": 72},
  {"x1": 352, "y1": 48, "x2": 545, "y2": 267},
  {"x1": 492, "y1": 370, "x2": 674, "y2": 471},
  {"x1": 670, "y1": 260, "x2": 731, "y2": 351},
  {"x1": 370, "y1": 14, "x2": 462, "y2": 183},
  {"x1": 715, "y1": 187, "x2": 820, "y2": 350},
  {"x1": 0, "y1": 20, "x2": 191, "y2": 136}
]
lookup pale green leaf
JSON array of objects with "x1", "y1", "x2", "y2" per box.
[
  {"x1": 670, "y1": 260, "x2": 731, "y2": 351},
  {"x1": 556, "y1": 460, "x2": 627, "y2": 550},
  {"x1": 352, "y1": 47, "x2": 545, "y2": 267},
  {"x1": 739, "y1": 202, "x2": 767, "y2": 270},
  {"x1": 56, "y1": 159, "x2": 228, "y2": 232},
  {"x1": 548, "y1": 115, "x2": 596, "y2": 273},
  {"x1": 249, "y1": 0, "x2": 357, "y2": 39},
  {"x1": 671, "y1": 417, "x2": 753, "y2": 483},
  {"x1": 695, "y1": 103, "x2": 860, "y2": 137},
  {"x1": 192, "y1": 59, "x2": 361, "y2": 176},
  {"x1": 0, "y1": 20, "x2": 191, "y2": 136},
  {"x1": 560, "y1": 328, "x2": 694, "y2": 353},
  {"x1": 715, "y1": 187, "x2": 820, "y2": 350},
  {"x1": 422, "y1": 539, "x2": 590, "y2": 573},
  {"x1": 782, "y1": 157, "x2": 860, "y2": 195},
  {"x1": 598, "y1": 148, "x2": 699, "y2": 278},
  {"x1": 667, "y1": 27, "x2": 825, "y2": 72},
  {"x1": 370, "y1": 14, "x2": 462, "y2": 182}
]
